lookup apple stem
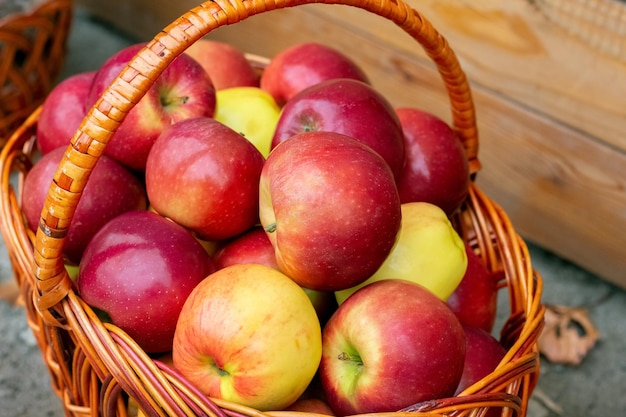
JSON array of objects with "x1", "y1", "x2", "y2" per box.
[
  {"x1": 265, "y1": 223, "x2": 277, "y2": 233},
  {"x1": 338, "y1": 351, "x2": 363, "y2": 365},
  {"x1": 161, "y1": 95, "x2": 190, "y2": 107}
]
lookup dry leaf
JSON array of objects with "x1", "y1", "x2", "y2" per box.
[{"x1": 538, "y1": 304, "x2": 599, "y2": 365}]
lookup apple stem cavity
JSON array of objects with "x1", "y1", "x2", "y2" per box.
[
  {"x1": 338, "y1": 351, "x2": 363, "y2": 366},
  {"x1": 210, "y1": 358, "x2": 230, "y2": 377},
  {"x1": 160, "y1": 92, "x2": 190, "y2": 108},
  {"x1": 265, "y1": 223, "x2": 277, "y2": 233}
]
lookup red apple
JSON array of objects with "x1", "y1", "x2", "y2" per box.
[
  {"x1": 213, "y1": 226, "x2": 279, "y2": 270},
  {"x1": 455, "y1": 325, "x2": 507, "y2": 396},
  {"x1": 446, "y1": 244, "x2": 498, "y2": 333},
  {"x1": 21, "y1": 147, "x2": 147, "y2": 264},
  {"x1": 145, "y1": 117, "x2": 265, "y2": 241},
  {"x1": 77, "y1": 210, "x2": 215, "y2": 353},
  {"x1": 214, "y1": 226, "x2": 338, "y2": 323},
  {"x1": 87, "y1": 43, "x2": 217, "y2": 171},
  {"x1": 395, "y1": 107, "x2": 470, "y2": 216},
  {"x1": 259, "y1": 131, "x2": 402, "y2": 292},
  {"x1": 320, "y1": 279, "x2": 466, "y2": 416},
  {"x1": 172, "y1": 263, "x2": 322, "y2": 411},
  {"x1": 271, "y1": 78, "x2": 405, "y2": 180},
  {"x1": 184, "y1": 39, "x2": 259, "y2": 90},
  {"x1": 260, "y1": 42, "x2": 369, "y2": 106},
  {"x1": 36, "y1": 71, "x2": 95, "y2": 154}
]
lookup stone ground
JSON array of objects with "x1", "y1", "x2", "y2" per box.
[{"x1": 1, "y1": 6, "x2": 625, "y2": 417}]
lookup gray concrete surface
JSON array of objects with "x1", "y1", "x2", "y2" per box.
[{"x1": 1, "y1": 6, "x2": 625, "y2": 417}]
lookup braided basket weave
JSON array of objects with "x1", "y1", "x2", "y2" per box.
[
  {"x1": 0, "y1": 0, "x2": 545, "y2": 416},
  {"x1": 0, "y1": 0, "x2": 72, "y2": 146}
]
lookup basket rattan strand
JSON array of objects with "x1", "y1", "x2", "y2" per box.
[
  {"x1": 0, "y1": 0, "x2": 73, "y2": 146},
  {"x1": 0, "y1": 0, "x2": 545, "y2": 416}
]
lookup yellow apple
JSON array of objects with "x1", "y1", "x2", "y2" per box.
[
  {"x1": 214, "y1": 86, "x2": 281, "y2": 158},
  {"x1": 335, "y1": 202, "x2": 467, "y2": 304},
  {"x1": 172, "y1": 263, "x2": 322, "y2": 411}
]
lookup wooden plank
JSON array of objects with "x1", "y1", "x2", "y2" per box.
[{"x1": 75, "y1": 0, "x2": 626, "y2": 288}]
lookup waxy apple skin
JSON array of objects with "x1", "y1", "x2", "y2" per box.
[
  {"x1": 184, "y1": 39, "x2": 259, "y2": 90},
  {"x1": 36, "y1": 71, "x2": 95, "y2": 154},
  {"x1": 172, "y1": 263, "x2": 322, "y2": 411},
  {"x1": 335, "y1": 202, "x2": 468, "y2": 305},
  {"x1": 320, "y1": 279, "x2": 466, "y2": 416},
  {"x1": 213, "y1": 226, "x2": 280, "y2": 270},
  {"x1": 213, "y1": 86, "x2": 281, "y2": 158},
  {"x1": 259, "y1": 131, "x2": 402, "y2": 292},
  {"x1": 271, "y1": 78, "x2": 406, "y2": 181},
  {"x1": 76, "y1": 210, "x2": 216, "y2": 353},
  {"x1": 455, "y1": 325, "x2": 506, "y2": 396},
  {"x1": 21, "y1": 147, "x2": 147, "y2": 264},
  {"x1": 214, "y1": 226, "x2": 338, "y2": 323},
  {"x1": 260, "y1": 42, "x2": 370, "y2": 106},
  {"x1": 395, "y1": 107, "x2": 470, "y2": 216},
  {"x1": 447, "y1": 244, "x2": 498, "y2": 333},
  {"x1": 87, "y1": 43, "x2": 217, "y2": 171},
  {"x1": 145, "y1": 117, "x2": 265, "y2": 241}
]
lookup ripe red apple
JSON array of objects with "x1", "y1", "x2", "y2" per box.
[
  {"x1": 395, "y1": 107, "x2": 470, "y2": 216},
  {"x1": 320, "y1": 279, "x2": 466, "y2": 416},
  {"x1": 271, "y1": 78, "x2": 406, "y2": 181},
  {"x1": 260, "y1": 42, "x2": 370, "y2": 106},
  {"x1": 36, "y1": 71, "x2": 95, "y2": 154},
  {"x1": 259, "y1": 131, "x2": 402, "y2": 292},
  {"x1": 455, "y1": 325, "x2": 507, "y2": 396},
  {"x1": 213, "y1": 226, "x2": 337, "y2": 323},
  {"x1": 172, "y1": 263, "x2": 322, "y2": 411},
  {"x1": 87, "y1": 43, "x2": 216, "y2": 171},
  {"x1": 184, "y1": 39, "x2": 259, "y2": 90},
  {"x1": 145, "y1": 117, "x2": 265, "y2": 241},
  {"x1": 77, "y1": 210, "x2": 215, "y2": 353},
  {"x1": 213, "y1": 226, "x2": 279, "y2": 270},
  {"x1": 446, "y1": 244, "x2": 498, "y2": 333},
  {"x1": 21, "y1": 146, "x2": 147, "y2": 264}
]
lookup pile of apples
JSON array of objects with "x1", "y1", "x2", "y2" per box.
[{"x1": 24, "y1": 40, "x2": 507, "y2": 415}]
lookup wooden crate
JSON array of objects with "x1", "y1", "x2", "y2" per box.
[{"x1": 77, "y1": 0, "x2": 626, "y2": 289}]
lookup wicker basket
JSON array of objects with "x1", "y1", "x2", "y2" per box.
[
  {"x1": 0, "y1": 0, "x2": 73, "y2": 147},
  {"x1": 0, "y1": 0, "x2": 545, "y2": 416}
]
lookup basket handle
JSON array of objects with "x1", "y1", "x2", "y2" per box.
[{"x1": 33, "y1": 0, "x2": 479, "y2": 323}]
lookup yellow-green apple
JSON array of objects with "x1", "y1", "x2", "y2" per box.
[
  {"x1": 395, "y1": 107, "x2": 470, "y2": 216},
  {"x1": 184, "y1": 38, "x2": 259, "y2": 90},
  {"x1": 259, "y1": 131, "x2": 402, "y2": 292},
  {"x1": 455, "y1": 325, "x2": 506, "y2": 397},
  {"x1": 320, "y1": 279, "x2": 466, "y2": 416},
  {"x1": 145, "y1": 117, "x2": 265, "y2": 241},
  {"x1": 335, "y1": 202, "x2": 467, "y2": 305},
  {"x1": 446, "y1": 244, "x2": 499, "y2": 332},
  {"x1": 214, "y1": 226, "x2": 338, "y2": 323},
  {"x1": 271, "y1": 78, "x2": 405, "y2": 180},
  {"x1": 76, "y1": 210, "x2": 215, "y2": 353},
  {"x1": 21, "y1": 146, "x2": 147, "y2": 264},
  {"x1": 260, "y1": 42, "x2": 369, "y2": 106},
  {"x1": 172, "y1": 263, "x2": 322, "y2": 411},
  {"x1": 36, "y1": 71, "x2": 95, "y2": 154},
  {"x1": 87, "y1": 43, "x2": 217, "y2": 171},
  {"x1": 213, "y1": 86, "x2": 281, "y2": 157}
]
